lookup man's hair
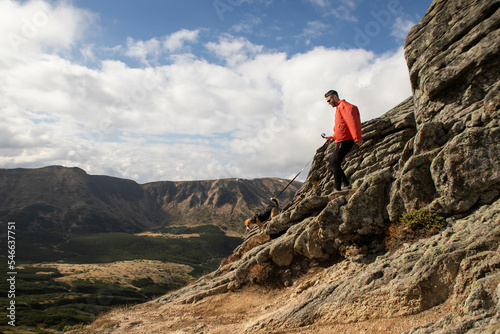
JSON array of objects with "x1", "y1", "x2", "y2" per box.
[{"x1": 325, "y1": 90, "x2": 338, "y2": 98}]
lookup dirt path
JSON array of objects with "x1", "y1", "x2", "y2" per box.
[{"x1": 69, "y1": 278, "x2": 448, "y2": 334}]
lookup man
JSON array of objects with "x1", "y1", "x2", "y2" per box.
[{"x1": 324, "y1": 90, "x2": 363, "y2": 191}]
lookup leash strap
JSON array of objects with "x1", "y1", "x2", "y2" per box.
[
  {"x1": 275, "y1": 134, "x2": 328, "y2": 199},
  {"x1": 275, "y1": 160, "x2": 311, "y2": 199}
]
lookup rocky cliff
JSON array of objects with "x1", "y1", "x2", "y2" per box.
[
  {"x1": 145, "y1": 177, "x2": 300, "y2": 233},
  {"x1": 69, "y1": 0, "x2": 500, "y2": 333}
]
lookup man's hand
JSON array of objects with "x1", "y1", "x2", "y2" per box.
[
  {"x1": 356, "y1": 139, "x2": 364, "y2": 146},
  {"x1": 325, "y1": 136, "x2": 335, "y2": 143}
]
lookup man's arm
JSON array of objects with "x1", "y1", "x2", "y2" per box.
[{"x1": 341, "y1": 104, "x2": 362, "y2": 143}]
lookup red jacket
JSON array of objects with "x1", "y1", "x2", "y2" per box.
[{"x1": 333, "y1": 99, "x2": 362, "y2": 143}]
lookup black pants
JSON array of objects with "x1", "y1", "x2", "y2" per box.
[{"x1": 329, "y1": 140, "x2": 354, "y2": 191}]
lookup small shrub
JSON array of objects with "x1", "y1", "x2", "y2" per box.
[
  {"x1": 131, "y1": 277, "x2": 155, "y2": 288},
  {"x1": 385, "y1": 209, "x2": 445, "y2": 254},
  {"x1": 70, "y1": 279, "x2": 100, "y2": 294},
  {"x1": 399, "y1": 209, "x2": 445, "y2": 230},
  {"x1": 248, "y1": 263, "x2": 275, "y2": 284}
]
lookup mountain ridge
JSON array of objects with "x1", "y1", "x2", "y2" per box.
[{"x1": 0, "y1": 166, "x2": 301, "y2": 250}]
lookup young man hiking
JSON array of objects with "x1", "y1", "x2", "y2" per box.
[{"x1": 324, "y1": 90, "x2": 363, "y2": 191}]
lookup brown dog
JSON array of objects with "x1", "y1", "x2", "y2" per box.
[{"x1": 245, "y1": 197, "x2": 280, "y2": 231}]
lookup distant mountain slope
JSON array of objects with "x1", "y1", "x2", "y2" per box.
[
  {"x1": 0, "y1": 166, "x2": 154, "y2": 243},
  {"x1": 0, "y1": 166, "x2": 301, "y2": 246},
  {"x1": 145, "y1": 177, "x2": 300, "y2": 232}
]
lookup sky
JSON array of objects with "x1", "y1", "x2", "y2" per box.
[{"x1": 0, "y1": 0, "x2": 432, "y2": 184}]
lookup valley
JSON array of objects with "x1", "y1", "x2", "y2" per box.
[
  {"x1": 0, "y1": 225, "x2": 243, "y2": 333},
  {"x1": 0, "y1": 169, "x2": 301, "y2": 333}
]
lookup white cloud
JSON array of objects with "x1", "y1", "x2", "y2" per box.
[
  {"x1": 205, "y1": 34, "x2": 264, "y2": 66},
  {"x1": 124, "y1": 29, "x2": 199, "y2": 65},
  {"x1": 301, "y1": 21, "x2": 331, "y2": 40},
  {"x1": 125, "y1": 37, "x2": 161, "y2": 65},
  {"x1": 391, "y1": 17, "x2": 416, "y2": 40},
  {"x1": 308, "y1": 0, "x2": 330, "y2": 7},
  {"x1": 80, "y1": 43, "x2": 97, "y2": 63},
  {"x1": 0, "y1": 1, "x2": 412, "y2": 184},
  {"x1": 0, "y1": 0, "x2": 96, "y2": 56},
  {"x1": 307, "y1": 0, "x2": 359, "y2": 21},
  {"x1": 163, "y1": 29, "x2": 199, "y2": 52},
  {"x1": 231, "y1": 15, "x2": 263, "y2": 34}
]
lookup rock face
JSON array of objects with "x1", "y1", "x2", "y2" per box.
[
  {"x1": 69, "y1": 0, "x2": 500, "y2": 333},
  {"x1": 395, "y1": 0, "x2": 500, "y2": 219}
]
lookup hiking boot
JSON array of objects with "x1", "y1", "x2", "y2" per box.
[{"x1": 342, "y1": 183, "x2": 352, "y2": 190}]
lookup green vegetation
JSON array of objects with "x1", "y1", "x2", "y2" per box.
[
  {"x1": 130, "y1": 277, "x2": 182, "y2": 298},
  {"x1": 0, "y1": 266, "x2": 139, "y2": 332},
  {"x1": 161, "y1": 224, "x2": 226, "y2": 235},
  {"x1": 8, "y1": 224, "x2": 242, "y2": 276},
  {"x1": 0, "y1": 225, "x2": 242, "y2": 333},
  {"x1": 399, "y1": 209, "x2": 445, "y2": 230},
  {"x1": 60, "y1": 225, "x2": 241, "y2": 276}
]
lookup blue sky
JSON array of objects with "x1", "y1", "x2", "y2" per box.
[
  {"x1": 0, "y1": 0, "x2": 432, "y2": 183},
  {"x1": 74, "y1": 1, "x2": 428, "y2": 53},
  {"x1": 71, "y1": 0, "x2": 430, "y2": 65}
]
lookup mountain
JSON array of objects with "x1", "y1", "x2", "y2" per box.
[
  {"x1": 0, "y1": 166, "x2": 301, "y2": 251},
  {"x1": 0, "y1": 166, "x2": 154, "y2": 238},
  {"x1": 69, "y1": 0, "x2": 500, "y2": 333},
  {"x1": 145, "y1": 177, "x2": 300, "y2": 233}
]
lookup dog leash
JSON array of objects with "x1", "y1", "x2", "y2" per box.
[
  {"x1": 274, "y1": 159, "x2": 312, "y2": 199},
  {"x1": 276, "y1": 133, "x2": 332, "y2": 198},
  {"x1": 275, "y1": 133, "x2": 330, "y2": 199}
]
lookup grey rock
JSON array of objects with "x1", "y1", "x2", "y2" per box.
[
  {"x1": 244, "y1": 199, "x2": 500, "y2": 333},
  {"x1": 289, "y1": 195, "x2": 331, "y2": 222},
  {"x1": 429, "y1": 127, "x2": 500, "y2": 214},
  {"x1": 269, "y1": 234, "x2": 295, "y2": 266}
]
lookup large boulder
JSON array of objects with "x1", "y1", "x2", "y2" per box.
[
  {"x1": 388, "y1": 0, "x2": 500, "y2": 219},
  {"x1": 429, "y1": 127, "x2": 500, "y2": 214}
]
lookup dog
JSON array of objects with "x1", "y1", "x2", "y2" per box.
[{"x1": 245, "y1": 197, "x2": 280, "y2": 232}]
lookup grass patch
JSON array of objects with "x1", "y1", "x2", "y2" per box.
[
  {"x1": 385, "y1": 209, "x2": 446, "y2": 253},
  {"x1": 58, "y1": 226, "x2": 242, "y2": 276},
  {"x1": 161, "y1": 224, "x2": 225, "y2": 235},
  {"x1": 399, "y1": 209, "x2": 445, "y2": 229},
  {"x1": 0, "y1": 264, "x2": 186, "y2": 333},
  {"x1": 0, "y1": 266, "x2": 117, "y2": 332}
]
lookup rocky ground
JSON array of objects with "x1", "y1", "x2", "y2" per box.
[
  {"x1": 67, "y1": 271, "x2": 451, "y2": 334},
  {"x1": 68, "y1": 198, "x2": 499, "y2": 334}
]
